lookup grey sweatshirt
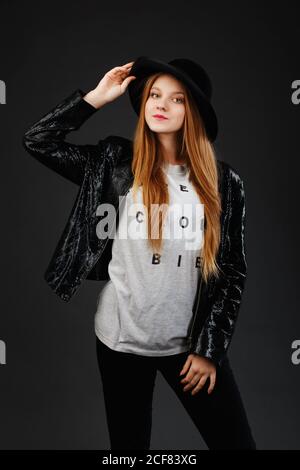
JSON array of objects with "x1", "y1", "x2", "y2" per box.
[{"x1": 94, "y1": 161, "x2": 204, "y2": 356}]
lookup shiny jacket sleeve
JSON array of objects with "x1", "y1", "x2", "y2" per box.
[
  {"x1": 22, "y1": 88, "x2": 102, "y2": 185},
  {"x1": 194, "y1": 167, "x2": 247, "y2": 367}
]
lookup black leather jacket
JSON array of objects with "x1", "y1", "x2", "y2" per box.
[{"x1": 22, "y1": 88, "x2": 247, "y2": 368}]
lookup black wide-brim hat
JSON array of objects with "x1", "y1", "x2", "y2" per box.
[{"x1": 128, "y1": 56, "x2": 218, "y2": 142}]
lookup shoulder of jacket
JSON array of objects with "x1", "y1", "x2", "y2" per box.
[
  {"x1": 99, "y1": 135, "x2": 133, "y2": 161},
  {"x1": 217, "y1": 159, "x2": 244, "y2": 186}
]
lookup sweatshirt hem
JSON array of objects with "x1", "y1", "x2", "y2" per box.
[{"x1": 95, "y1": 326, "x2": 190, "y2": 357}]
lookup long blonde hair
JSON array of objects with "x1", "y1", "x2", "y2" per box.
[{"x1": 130, "y1": 72, "x2": 222, "y2": 283}]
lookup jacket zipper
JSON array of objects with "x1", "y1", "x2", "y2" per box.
[{"x1": 188, "y1": 276, "x2": 203, "y2": 346}]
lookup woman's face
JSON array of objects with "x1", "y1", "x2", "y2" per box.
[{"x1": 144, "y1": 74, "x2": 186, "y2": 134}]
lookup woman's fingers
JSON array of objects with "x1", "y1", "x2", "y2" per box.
[
  {"x1": 180, "y1": 355, "x2": 217, "y2": 396},
  {"x1": 182, "y1": 371, "x2": 216, "y2": 395},
  {"x1": 112, "y1": 66, "x2": 132, "y2": 78},
  {"x1": 183, "y1": 373, "x2": 201, "y2": 391},
  {"x1": 183, "y1": 373, "x2": 206, "y2": 392},
  {"x1": 120, "y1": 75, "x2": 136, "y2": 92},
  {"x1": 114, "y1": 64, "x2": 133, "y2": 73},
  {"x1": 190, "y1": 374, "x2": 209, "y2": 395},
  {"x1": 112, "y1": 68, "x2": 126, "y2": 74},
  {"x1": 179, "y1": 355, "x2": 193, "y2": 377},
  {"x1": 207, "y1": 372, "x2": 216, "y2": 394}
]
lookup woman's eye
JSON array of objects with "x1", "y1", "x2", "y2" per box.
[
  {"x1": 150, "y1": 92, "x2": 184, "y2": 103},
  {"x1": 174, "y1": 97, "x2": 184, "y2": 103}
]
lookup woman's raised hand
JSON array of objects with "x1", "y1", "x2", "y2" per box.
[{"x1": 83, "y1": 61, "x2": 136, "y2": 109}]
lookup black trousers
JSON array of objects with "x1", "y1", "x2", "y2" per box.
[{"x1": 95, "y1": 336, "x2": 256, "y2": 450}]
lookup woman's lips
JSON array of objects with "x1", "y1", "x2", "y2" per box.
[{"x1": 152, "y1": 115, "x2": 168, "y2": 120}]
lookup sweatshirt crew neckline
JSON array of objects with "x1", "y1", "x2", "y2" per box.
[{"x1": 162, "y1": 161, "x2": 188, "y2": 176}]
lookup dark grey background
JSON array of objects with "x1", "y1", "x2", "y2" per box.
[{"x1": 0, "y1": 0, "x2": 299, "y2": 450}]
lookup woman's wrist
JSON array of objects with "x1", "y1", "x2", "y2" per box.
[{"x1": 83, "y1": 90, "x2": 108, "y2": 110}]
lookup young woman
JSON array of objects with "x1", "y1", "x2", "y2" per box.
[{"x1": 23, "y1": 56, "x2": 256, "y2": 450}]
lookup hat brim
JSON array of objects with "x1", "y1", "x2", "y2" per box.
[{"x1": 128, "y1": 56, "x2": 218, "y2": 142}]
